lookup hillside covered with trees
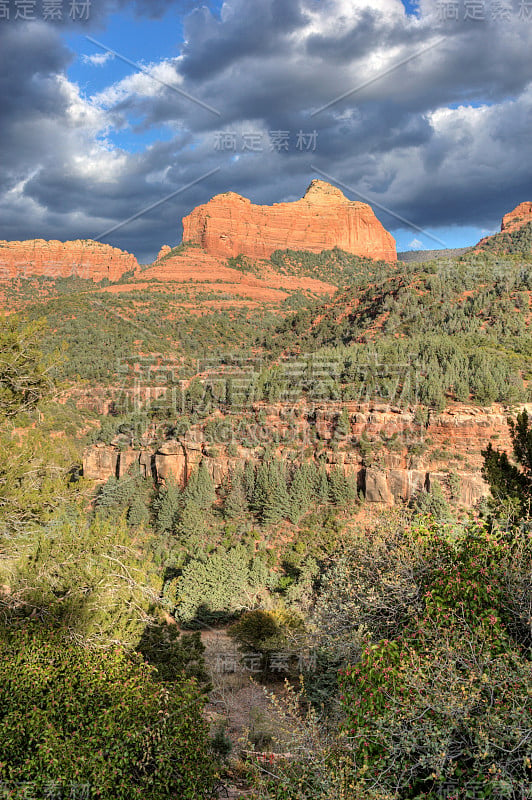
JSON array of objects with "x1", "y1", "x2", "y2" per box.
[{"x1": 1, "y1": 237, "x2": 531, "y2": 799}]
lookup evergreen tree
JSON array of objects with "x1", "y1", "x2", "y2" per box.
[
  {"x1": 96, "y1": 475, "x2": 120, "y2": 508},
  {"x1": 334, "y1": 408, "x2": 351, "y2": 441},
  {"x1": 153, "y1": 479, "x2": 182, "y2": 533},
  {"x1": 175, "y1": 499, "x2": 207, "y2": 544},
  {"x1": 262, "y1": 460, "x2": 290, "y2": 525},
  {"x1": 252, "y1": 459, "x2": 290, "y2": 525},
  {"x1": 288, "y1": 465, "x2": 313, "y2": 524},
  {"x1": 183, "y1": 462, "x2": 215, "y2": 511},
  {"x1": 224, "y1": 470, "x2": 249, "y2": 521},
  {"x1": 315, "y1": 464, "x2": 331, "y2": 502},
  {"x1": 243, "y1": 461, "x2": 256, "y2": 504},
  {"x1": 482, "y1": 410, "x2": 532, "y2": 518},
  {"x1": 328, "y1": 466, "x2": 357, "y2": 507},
  {"x1": 127, "y1": 494, "x2": 150, "y2": 527}
]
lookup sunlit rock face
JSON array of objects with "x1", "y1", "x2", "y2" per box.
[{"x1": 182, "y1": 179, "x2": 397, "y2": 262}]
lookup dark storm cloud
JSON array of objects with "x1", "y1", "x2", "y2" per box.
[{"x1": 179, "y1": 0, "x2": 310, "y2": 80}]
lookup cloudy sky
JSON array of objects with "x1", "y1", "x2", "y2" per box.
[{"x1": 1, "y1": 0, "x2": 531, "y2": 262}]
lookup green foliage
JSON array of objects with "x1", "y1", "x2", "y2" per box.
[
  {"x1": 411, "y1": 479, "x2": 451, "y2": 519},
  {"x1": 223, "y1": 469, "x2": 249, "y2": 521},
  {"x1": 251, "y1": 459, "x2": 290, "y2": 525},
  {"x1": 228, "y1": 608, "x2": 304, "y2": 676},
  {"x1": 0, "y1": 316, "x2": 55, "y2": 419},
  {"x1": 170, "y1": 545, "x2": 271, "y2": 626},
  {"x1": 327, "y1": 466, "x2": 358, "y2": 507},
  {"x1": 211, "y1": 724, "x2": 233, "y2": 759},
  {"x1": 0, "y1": 624, "x2": 216, "y2": 799},
  {"x1": 152, "y1": 479, "x2": 182, "y2": 534},
  {"x1": 136, "y1": 623, "x2": 211, "y2": 689},
  {"x1": 338, "y1": 523, "x2": 532, "y2": 798},
  {"x1": 477, "y1": 220, "x2": 532, "y2": 255},
  {"x1": 0, "y1": 317, "x2": 74, "y2": 540},
  {"x1": 269, "y1": 254, "x2": 532, "y2": 408},
  {"x1": 482, "y1": 409, "x2": 532, "y2": 519},
  {"x1": 4, "y1": 511, "x2": 162, "y2": 647},
  {"x1": 288, "y1": 464, "x2": 313, "y2": 524},
  {"x1": 183, "y1": 461, "x2": 216, "y2": 510},
  {"x1": 128, "y1": 493, "x2": 150, "y2": 527}
]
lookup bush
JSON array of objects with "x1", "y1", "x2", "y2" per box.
[
  {"x1": 0, "y1": 624, "x2": 216, "y2": 800},
  {"x1": 338, "y1": 524, "x2": 532, "y2": 798}
]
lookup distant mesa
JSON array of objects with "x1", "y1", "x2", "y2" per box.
[
  {"x1": 182, "y1": 179, "x2": 397, "y2": 262},
  {"x1": 0, "y1": 239, "x2": 138, "y2": 282}
]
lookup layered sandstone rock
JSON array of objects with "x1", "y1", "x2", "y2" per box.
[
  {"x1": 82, "y1": 401, "x2": 520, "y2": 508},
  {"x1": 182, "y1": 179, "x2": 397, "y2": 262},
  {"x1": 0, "y1": 239, "x2": 138, "y2": 282},
  {"x1": 501, "y1": 202, "x2": 532, "y2": 234}
]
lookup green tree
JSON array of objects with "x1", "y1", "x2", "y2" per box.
[
  {"x1": 328, "y1": 466, "x2": 357, "y2": 507},
  {"x1": 224, "y1": 470, "x2": 249, "y2": 521},
  {"x1": 153, "y1": 479, "x2": 182, "y2": 534},
  {"x1": 482, "y1": 409, "x2": 532, "y2": 518},
  {"x1": 315, "y1": 464, "x2": 331, "y2": 502},
  {"x1": 0, "y1": 316, "x2": 54, "y2": 419},
  {"x1": 136, "y1": 623, "x2": 210, "y2": 688},
  {"x1": 128, "y1": 493, "x2": 150, "y2": 527},
  {"x1": 184, "y1": 461, "x2": 215, "y2": 511},
  {"x1": 289, "y1": 465, "x2": 313, "y2": 524}
]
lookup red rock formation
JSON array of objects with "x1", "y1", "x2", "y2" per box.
[
  {"x1": 0, "y1": 239, "x2": 138, "y2": 283},
  {"x1": 82, "y1": 400, "x2": 523, "y2": 508},
  {"x1": 182, "y1": 179, "x2": 397, "y2": 262},
  {"x1": 475, "y1": 201, "x2": 532, "y2": 250},
  {"x1": 501, "y1": 202, "x2": 532, "y2": 233}
]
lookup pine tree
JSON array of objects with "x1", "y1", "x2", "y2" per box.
[
  {"x1": 315, "y1": 464, "x2": 331, "y2": 502},
  {"x1": 288, "y1": 465, "x2": 313, "y2": 524},
  {"x1": 224, "y1": 471, "x2": 249, "y2": 521},
  {"x1": 175, "y1": 499, "x2": 207, "y2": 544},
  {"x1": 261, "y1": 460, "x2": 290, "y2": 525},
  {"x1": 243, "y1": 461, "x2": 256, "y2": 504},
  {"x1": 153, "y1": 479, "x2": 182, "y2": 533},
  {"x1": 334, "y1": 408, "x2": 351, "y2": 441},
  {"x1": 96, "y1": 476, "x2": 119, "y2": 508},
  {"x1": 127, "y1": 494, "x2": 150, "y2": 527},
  {"x1": 482, "y1": 409, "x2": 532, "y2": 517},
  {"x1": 328, "y1": 466, "x2": 357, "y2": 507},
  {"x1": 184, "y1": 462, "x2": 215, "y2": 511},
  {"x1": 251, "y1": 459, "x2": 290, "y2": 525}
]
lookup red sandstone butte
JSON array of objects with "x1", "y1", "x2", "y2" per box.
[
  {"x1": 501, "y1": 202, "x2": 532, "y2": 234},
  {"x1": 182, "y1": 179, "x2": 397, "y2": 262},
  {"x1": 0, "y1": 239, "x2": 138, "y2": 283}
]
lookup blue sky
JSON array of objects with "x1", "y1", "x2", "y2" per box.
[{"x1": 0, "y1": 0, "x2": 530, "y2": 261}]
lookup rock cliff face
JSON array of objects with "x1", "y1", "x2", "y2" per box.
[
  {"x1": 83, "y1": 401, "x2": 520, "y2": 508},
  {"x1": 501, "y1": 202, "x2": 532, "y2": 233},
  {"x1": 0, "y1": 239, "x2": 138, "y2": 282},
  {"x1": 182, "y1": 180, "x2": 397, "y2": 262}
]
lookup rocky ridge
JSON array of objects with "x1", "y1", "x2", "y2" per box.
[
  {"x1": 501, "y1": 201, "x2": 532, "y2": 233},
  {"x1": 0, "y1": 239, "x2": 138, "y2": 283},
  {"x1": 83, "y1": 401, "x2": 524, "y2": 508},
  {"x1": 182, "y1": 180, "x2": 397, "y2": 262}
]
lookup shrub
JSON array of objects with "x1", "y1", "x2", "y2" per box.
[
  {"x1": 339, "y1": 524, "x2": 532, "y2": 798},
  {"x1": 0, "y1": 624, "x2": 216, "y2": 800}
]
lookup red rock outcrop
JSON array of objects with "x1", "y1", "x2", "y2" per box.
[
  {"x1": 501, "y1": 202, "x2": 532, "y2": 233},
  {"x1": 82, "y1": 400, "x2": 524, "y2": 508},
  {"x1": 182, "y1": 180, "x2": 397, "y2": 262},
  {"x1": 475, "y1": 201, "x2": 532, "y2": 250},
  {"x1": 0, "y1": 239, "x2": 138, "y2": 283}
]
